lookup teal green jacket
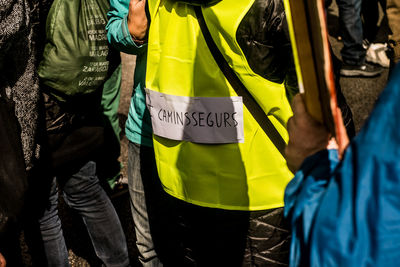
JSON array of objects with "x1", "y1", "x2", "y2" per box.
[{"x1": 106, "y1": 0, "x2": 153, "y2": 147}]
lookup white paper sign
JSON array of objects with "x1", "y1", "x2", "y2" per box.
[{"x1": 146, "y1": 89, "x2": 244, "y2": 143}]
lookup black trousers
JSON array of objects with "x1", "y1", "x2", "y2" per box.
[{"x1": 157, "y1": 194, "x2": 290, "y2": 267}]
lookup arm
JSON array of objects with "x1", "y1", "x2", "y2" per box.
[{"x1": 106, "y1": 0, "x2": 148, "y2": 54}]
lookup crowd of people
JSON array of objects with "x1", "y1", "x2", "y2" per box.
[{"x1": 0, "y1": 0, "x2": 399, "y2": 266}]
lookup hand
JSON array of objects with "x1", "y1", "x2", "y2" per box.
[
  {"x1": 0, "y1": 252, "x2": 6, "y2": 267},
  {"x1": 285, "y1": 94, "x2": 335, "y2": 173},
  {"x1": 127, "y1": 0, "x2": 148, "y2": 42}
]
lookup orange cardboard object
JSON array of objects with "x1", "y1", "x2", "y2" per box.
[{"x1": 284, "y1": 0, "x2": 349, "y2": 155}]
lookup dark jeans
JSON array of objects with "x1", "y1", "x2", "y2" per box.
[
  {"x1": 38, "y1": 161, "x2": 129, "y2": 266},
  {"x1": 337, "y1": 0, "x2": 366, "y2": 65}
]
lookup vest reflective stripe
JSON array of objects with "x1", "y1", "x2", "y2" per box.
[{"x1": 146, "y1": 0, "x2": 294, "y2": 211}]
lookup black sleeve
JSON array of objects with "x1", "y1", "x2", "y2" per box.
[{"x1": 236, "y1": 0, "x2": 299, "y2": 100}]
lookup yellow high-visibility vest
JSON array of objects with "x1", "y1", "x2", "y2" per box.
[{"x1": 146, "y1": 0, "x2": 293, "y2": 211}]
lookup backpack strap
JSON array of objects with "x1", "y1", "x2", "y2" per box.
[{"x1": 194, "y1": 6, "x2": 287, "y2": 157}]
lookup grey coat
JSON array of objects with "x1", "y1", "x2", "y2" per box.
[{"x1": 0, "y1": 0, "x2": 46, "y2": 171}]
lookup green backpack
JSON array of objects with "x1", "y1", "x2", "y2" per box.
[{"x1": 38, "y1": 0, "x2": 119, "y2": 101}]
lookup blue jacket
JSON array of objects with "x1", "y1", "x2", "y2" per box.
[
  {"x1": 106, "y1": 0, "x2": 153, "y2": 146},
  {"x1": 284, "y1": 64, "x2": 400, "y2": 267}
]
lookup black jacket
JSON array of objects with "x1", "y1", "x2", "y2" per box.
[{"x1": 236, "y1": 0, "x2": 298, "y2": 100}]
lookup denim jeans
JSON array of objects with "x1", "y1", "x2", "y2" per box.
[
  {"x1": 127, "y1": 141, "x2": 167, "y2": 267},
  {"x1": 39, "y1": 161, "x2": 129, "y2": 267},
  {"x1": 336, "y1": 0, "x2": 366, "y2": 65}
]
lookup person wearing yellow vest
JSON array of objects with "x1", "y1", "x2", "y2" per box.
[{"x1": 144, "y1": 0, "x2": 297, "y2": 265}]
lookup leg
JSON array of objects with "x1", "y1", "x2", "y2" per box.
[
  {"x1": 174, "y1": 201, "x2": 249, "y2": 267},
  {"x1": 173, "y1": 198, "x2": 290, "y2": 267},
  {"x1": 38, "y1": 177, "x2": 69, "y2": 267},
  {"x1": 242, "y1": 208, "x2": 290, "y2": 267},
  {"x1": 336, "y1": 0, "x2": 365, "y2": 65},
  {"x1": 127, "y1": 141, "x2": 164, "y2": 267},
  {"x1": 361, "y1": 0, "x2": 380, "y2": 43},
  {"x1": 61, "y1": 161, "x2": 129, "y2": 267},
  {"x1": 337, "y1": 0, "x2": 383, "y2": 76}
]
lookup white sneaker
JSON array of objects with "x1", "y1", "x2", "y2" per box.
[{"x1": 365, "y1": 43, "x2": 390, "y2": 68}]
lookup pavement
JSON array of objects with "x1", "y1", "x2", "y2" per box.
[{"x1": 20, "y1": 1, "x2": 391, "y2": 266}]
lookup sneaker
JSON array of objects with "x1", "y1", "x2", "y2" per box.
[
  {"x1": 365, "y1": 43, "x2": 390, "y2": 68},
  {"x1": 340, "y1": 62, "x2": 383, "y2": 77}
]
